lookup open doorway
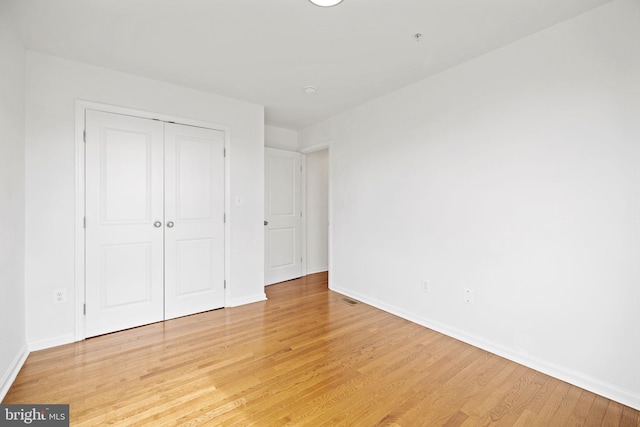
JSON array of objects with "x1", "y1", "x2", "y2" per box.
[{"x1": 304, "y1": 148, "x2": 329, "y2": 275}]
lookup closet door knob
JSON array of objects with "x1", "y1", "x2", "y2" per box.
[
  {"x1": 167, "y1": 221, "x2": 175, "y2": 228},
  {"x1": 153, "y1": 221, "x2": 162, "y2": 228}
]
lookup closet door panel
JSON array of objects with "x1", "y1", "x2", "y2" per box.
[
  {"x1": 85, "y1": 110, "x2": 165, "y2": 337},
  {"x1": 164, "y1": 123, "x2": 225, "y2": 319}
]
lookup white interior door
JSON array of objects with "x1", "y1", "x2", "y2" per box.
[
  {"x1": 164, "y1": 123, "x2": 225, "y2": 319},
  {"x1": 85, "y1": 110, "x2": 226, "y2": 337},
  {"x1": 265, "y1": 148, "x2": 303, "y2": 285},
  {"x1": 85, "y1": 110, "x2": 165, "y2": 337}
]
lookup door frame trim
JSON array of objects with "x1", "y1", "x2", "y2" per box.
[
  {"x1": 299, "y1": 141, "x2": 331, "y2": 280},
  {"x1": 74, "y1": 100, "x2": 231, "y2": 341}
]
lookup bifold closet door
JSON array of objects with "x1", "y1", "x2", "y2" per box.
[
  {"x1": 85, "y1": 111, "x2": 225, "y2": 338},
  {"x1": 85, "y1": 110, "x2": 165, "y2": 337},
  {"x1": 163, "y1": 123, "x2": 225, "y2": 320}
]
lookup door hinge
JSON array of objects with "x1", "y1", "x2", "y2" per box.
[
  {"x1": 300, "y1": 211, "x2": 302, "y2": 218},
  {"x1": 83, "y1": 217, "x2": 86, "y2": 229},
  {"x1": 224, "y1": 280, "x2": 226, "y2": 289},
  {"x1": 83, "y1": 130, "x2": 86, "y2": 143},
  {"x1": 83, "y1": 303, "x2": 86, "y2": 315},
  {"x1": 224, "y1": 148, "x2": 226, "y2": 157},
  {"x1": 224, "y1": 213, "x2": 226, "y2": 223}
]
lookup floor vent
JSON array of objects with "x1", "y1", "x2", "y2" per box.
[{"x1": 339, "y1": 297, "x2": 360, "y2": 306}]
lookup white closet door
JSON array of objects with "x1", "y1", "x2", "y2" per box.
[
  {"x1": 264, "y1": 148, "x2": 303, "y2": 285},
  {"x1": 85, "y1": 110, "x2": 165, "y2": 338},
  {"x1": 164, "y1": 123, "x2": 226, "y2": 319}
]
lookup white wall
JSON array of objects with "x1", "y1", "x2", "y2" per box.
[
  {"x1": 305, "y1": 149, "x2": 329, "y2": 274},
  {"x1": 0, "y1": 15, "x2": 27, "y2": 398},
  {"x1": 265, "y1": 125, "x2": 298, "y2": 151},
  {"x1": 302, "y1": 0, "x2": 640, "y2": 409},
  {"x1": 24, "y1": 52, "x2": 265, "y2": 348},
  {"x1": 299, "y1": 121, "x2": 332, "y2": 152}
]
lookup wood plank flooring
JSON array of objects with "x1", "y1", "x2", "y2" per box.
[{"x1": 4, "y1": 272, "x2": 639, "y2": 426}]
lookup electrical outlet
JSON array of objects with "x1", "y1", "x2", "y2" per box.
[
  {"x1": 53, "y1": 288, "x2": 67, "y2": 304},
  {"x1": 422, "y1": 279, "x2": 431, "y2": 293},
  {"x1": 464, "y1": 288, "x2": 475, "y2": 304}
]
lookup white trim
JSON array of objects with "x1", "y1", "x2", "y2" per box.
[
  {"x1": 0, "y1": 344, "x2": 29, "y2": 401},
  {"x1": 75, "y1": 100, "x2": 231, "y2": 341},
  {"x1": 327, "y1": 146, "x2": 332, "y2": 282},
  {"x1": 299, "y1": 140, "x2": 330, "y2": 154},
  {"x1": 226, "y1": 293, "x2": 267, "y2": 307},
  {"x1": 306, "y1": 267, "x2": 329, "y2": 275},
  {"x1": 28, "y1": 334, "x2": 76, "y2": 352},
  {"x1": 301, "y1": 154, "x2": 308, "y2": 278},
  {"x1": 74, "y1": 103, "x2": 86, "y2": 341},
  {"x1": 329, "y1": 282, "x2": 640, "y2": 411},
  {"x1": 223, "y1": 129, "x2": 231, "y2": 308},
  {"x1": 76, "y1": 100, "x2": 232, "y2": 130}
]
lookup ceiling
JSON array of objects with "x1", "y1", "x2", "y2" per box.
[{"x1": 1, "y1": 0, "x2": 614, "y2": 130}]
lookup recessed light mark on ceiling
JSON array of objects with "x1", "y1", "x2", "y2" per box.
[{"x1": 414, "y1": 33, "x2": 423, "y2": 42}]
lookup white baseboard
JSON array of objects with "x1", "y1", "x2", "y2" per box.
[
  {"x1": 0, "y1": 344, "x2": 29, "y2": 402},
  {"x1": 306, "y1": 267, "x2": 328, "y2": 275},
  {"x1": 28, "y1": 334, "x2": 76, "y2": 352},
  {"x1": 330, "y1": 283, "x2": 640, "y2": 411},
  {"x1": 227, "y1": 293, "x2": 267, "y2": 307}
]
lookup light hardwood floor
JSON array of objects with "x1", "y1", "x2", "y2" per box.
[{"x1": 4, "y1": 273, "x2": 639, "y2": 426}]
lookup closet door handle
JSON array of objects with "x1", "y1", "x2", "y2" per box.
[
  {"x1": 166, "y1": 221, "x2": 175, "y2": 228},
  {"x1": 153, "y1": 221, "x2": 162, "y2": 228}
]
